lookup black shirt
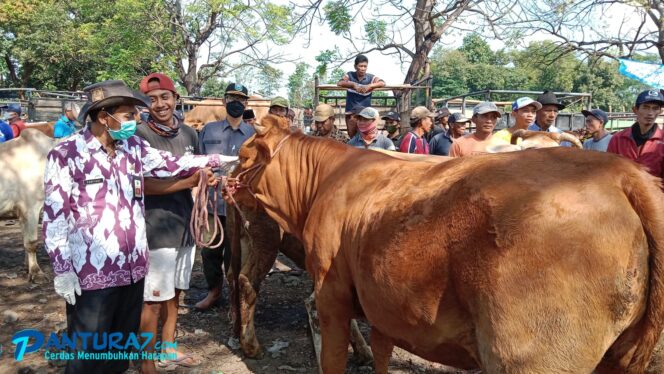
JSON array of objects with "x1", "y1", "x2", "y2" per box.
[
  {"x1": 135, "y1": 121, "x2": 199, "y2": 250},
  {"x1": 631, "y1": 123, "x2": 657, "y2": 147}
]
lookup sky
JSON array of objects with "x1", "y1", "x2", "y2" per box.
[{"x1": 215, "y1": 1, "x2": 651, "y2": 97}]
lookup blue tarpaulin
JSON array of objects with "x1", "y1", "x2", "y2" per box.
[{"x1": 619, "y1": 58, "x2": 664, "y2": 89}]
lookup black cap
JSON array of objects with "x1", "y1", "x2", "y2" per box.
[
  {"x1": 536, "y1": 91, "x2": 566, "y2": 110},
  {"x1": 381, "y1": 111, "x2": 399, "y2": 121},
  {"x1": 243, "y1": 109, "x2": 256, "y2": 120},
  {"x1": 347, "y1": 104, "x2": 365, "y2": 115},
  {"x1": 635, "y1": 89, "x2": 664, "y2": 107},
  {"x1": 581, "y1": 109, "x2": 608, "y2": 125},
  {"x1": 224, "y1": 83, "x2": 249, "y2": 98},
  {"x1": 435, "y1": 107, "x2": 451, "y2": 119}
]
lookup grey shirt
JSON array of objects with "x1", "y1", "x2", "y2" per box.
[
  {"x1": 583, "y1": 133, "x2": 613, "y2": 152},
  {"x1": 347, "y1": 133, "x2": 396, "y2": 151},
  {"x1": 199, "y1": 119, "x2": 255, "y2": 215},
  {"x1": 135, "y1": 121, "x2": 199, "y2": 249}
]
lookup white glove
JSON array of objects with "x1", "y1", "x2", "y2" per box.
[{"x1": 53, "y1": 272, "x2": 81, "y2": 305}]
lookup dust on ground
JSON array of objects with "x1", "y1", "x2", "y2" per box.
[{"x1": 0, "y1": 219, "x2": 465, "y2": 374}]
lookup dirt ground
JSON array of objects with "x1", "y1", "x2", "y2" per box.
[{"x1": 0, "y1": 219, "x2": 468, "y2": 374}]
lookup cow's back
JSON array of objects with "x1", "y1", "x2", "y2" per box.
[
  {"x1": 0, "y1": 129, "x2": 55, "y2": 217},
  {"x1": 303, "y1": 146, "x2": 660, "y2": 372}
]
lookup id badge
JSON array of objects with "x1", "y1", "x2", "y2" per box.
[{"x1": 132, "y1": 175, "x2": 143, "y2": 200}]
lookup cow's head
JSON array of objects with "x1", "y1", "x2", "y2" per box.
[
  {"x1": 226, "y1": 114, "x2": 291, "y2": 208},
  {"x1": 486, "y1": 129, "x2": 582, "y2": 153}
]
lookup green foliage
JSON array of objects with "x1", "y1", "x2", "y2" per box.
[
  {"x1": 201, "y1": 77, "x2": 228, "y2": 97},
  {"x1": 431, "y1": 40, "x2": 651, "y2": 110},
  {"x1": 288, "y1": 62, "x2": 313, "y2": 108},
  {"x1": 365, "y1": 20, "x2": 387, "y2": 45},
  {"x1": 324, "y1": 1, "x2": 351, "y2": 35},
  {"x1": 315, "y1": 49, "x2": 340, "y2": 80},
  {"x1": 459, "y1": 34, "x2": 495, "y2": 65}
]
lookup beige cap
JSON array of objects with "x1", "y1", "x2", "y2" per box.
[
  {"x1": 410, "y1": 106, "x2": 435, "y2": 123},
  {"x1": 314, "y1": 104, "x2": 335, "y2": 122}
]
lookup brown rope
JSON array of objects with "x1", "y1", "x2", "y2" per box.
[{"x1": 190, "y1": 169, "x2": 225, "y2": 248}]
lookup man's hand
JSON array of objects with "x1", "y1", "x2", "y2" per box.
[
  {"x1": 54, "y1": 272, "x2": 81, "y2": 305},
  {"x1": 186, "y1": 168, "x2": 215, "y2": 189}
]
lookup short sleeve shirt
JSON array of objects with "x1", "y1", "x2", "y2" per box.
[
  {"x1": 343, "y1": 71, "x2": 384, "y2": 112},
  {"x1": 449, "y1": 133, "x2": 493, "y2": 157},
  {"x1": 136, "y1": 120, "x2": 199, "y2": 249},
  {"x1": 429, "y1": 131, "x2": 454, "y2": 156},
  {"x1": 583, "y1": 134, "x2": 612, "y2": 152},
  {"x1": 347, "y1": 133, "x2": 396, "y2": 150}
]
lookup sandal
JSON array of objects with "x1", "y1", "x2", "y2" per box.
[{"x1": 157, "y1": 353, "x2": 202, "y2": 368}]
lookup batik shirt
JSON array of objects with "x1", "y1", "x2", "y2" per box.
[
  {"x1": 312, "y1": 126, "x2": 350, "y2": 143},
  {"x1": 42, "y1": 128, "x2": 223, "y2": 291}
]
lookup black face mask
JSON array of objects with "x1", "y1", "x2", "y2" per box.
[{"x1": 226, "y1": 101, "x2": 245, "y2": 118}]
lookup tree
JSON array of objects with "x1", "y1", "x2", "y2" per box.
[
  {"x1": 288, "y1": 62, "x2": 314, "y2": 108},
  {"x1": 299, "y1": 0, "x2": 517, "y2": 86},
  {"x1": 517, "y1": 0, "x2": 664, "y2": 63},
  {"x1": 0, "y1": 0, "x2": 173, "y2": 90},
  {"x1": 152, "y1": 0, "x2": 295, "y2": 95}
]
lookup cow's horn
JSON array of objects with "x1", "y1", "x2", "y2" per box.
[
  {"x1": 254, "y1": 124, "x2": 268, "y2": 136},
  {"x1": 559, "y1": 132, "x2": 583, "y2": 148},
  {"x1": 510, "y1": 129, "x2": 531, "y2": 145}
]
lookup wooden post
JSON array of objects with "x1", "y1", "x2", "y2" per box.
[{"x1": 313, "y1": 75, "x2": 320, "y2": 107}]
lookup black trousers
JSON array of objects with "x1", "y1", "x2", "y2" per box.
[
  {"x1": 65, "y1": 279, "x2": 144, "y2": 374},
  {"x1": 200, "y1": 215, "x2": 230, "y2": 289}
]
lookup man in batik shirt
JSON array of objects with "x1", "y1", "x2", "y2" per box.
[{"x1": 42, "y1": 80, "x2": 236, "y2": 373}]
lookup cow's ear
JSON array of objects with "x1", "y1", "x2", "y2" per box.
[{"x1": 254, "y1": 124, "x2": 268, "y2": 136}]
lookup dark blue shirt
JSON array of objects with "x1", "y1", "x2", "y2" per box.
[
  {"x1": 428, "y1": 131, "x2": 454, "y2": 156},
  {"x1": 343, "y1": 71, "x2": 383, "y2": 112},
  {"x1": 0, "y1": 120, "x2": 13, "y2": 143}
]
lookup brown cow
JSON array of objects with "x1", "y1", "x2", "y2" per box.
[
  {"x1": 183, "y1": 99, "x2": 272, "y2": 131},
  {"x1": 229, "y1": 114, "x2": 664, "y2": 373},
  {"x1": 225, "y1": 147, "x2": 449, "y2": 361}
]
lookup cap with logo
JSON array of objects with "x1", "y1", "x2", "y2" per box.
[
  {"x1": 410, "y1": 106, "x2": 435, "y2": 123},
  {"x1": 473, "y1": 101, "x2": 501, "y2": 116},
  {"x1": 314, "y1": 103, "x2": 335, "y2": 122},
  {"x1": 581, "y1": 108, "x2": 608, "y2": 125},
  {"x1": 512, "y1": 97, "x2": 542, "y2": 111},
  {"x1": 224, "y1": 83, "x2": 250, "y2": 98},
  {"x1": 139, "y1": 73, "x2": 177, "y2": 94},
  {"x1": 357, "y1": 107, "x2": 379, "y2": 119},
  {"x1": 381, "y1": 111, "x2": 400, "y2": 121},
  {"x1": 448, "y1": 113, "x2": 471, "y2": 123},
  {"x1": 536, "y1": 91, "x2": 565, "y2": 110},
  {"x1": 635, "y1": 89, "x2": 664, "y2": 107},
  {"x1": 78, "y1": 80, "x2": 151, "y2": 123},
  {"x1": 270, "y1": 96, "x2": 289, "y2": 108}
]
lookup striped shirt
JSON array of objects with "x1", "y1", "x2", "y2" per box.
[{"x1": 399, "y1": 131, "x2": 430, "y2": 154}]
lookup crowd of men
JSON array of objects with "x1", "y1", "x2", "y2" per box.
[{"x1": 0, "y1": 54, "x2": 659, "y2": 373}]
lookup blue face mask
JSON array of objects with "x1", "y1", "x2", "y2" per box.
[{"x1": 106, "y1": 114, "x2": 137, "y2": 140}]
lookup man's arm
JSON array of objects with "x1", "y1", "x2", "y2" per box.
[
  {"x1": 144, "y1": 168, "x2": 213, "y2": 195},
  {"x1": 42, "y1": 150, "x2": 75, "y2": 276},
  {"x1": 337, "y1": 73, "x2": 356, "y2": 89}
]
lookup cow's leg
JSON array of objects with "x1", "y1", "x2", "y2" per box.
[
  {"x1": 349, "y1": 320, "x2": 373, "y2": 364},
  {"x1": 369, "y1": 327, "x2": 394, "y2": 374},
  {"x1": 21, "y1": 205, "x2": 46, "y2": 283},
  {"x1": 227, "y1": 208, "x2": 280, "y2": 358},
  {"x1": 316, "y1": 274, "x2": 354, "y2": 373}
]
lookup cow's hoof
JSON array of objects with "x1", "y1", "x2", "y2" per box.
[
  {"x1": 29, "y1": 270, "x2": 50, "y2": 284},
  {"x1": 242, "y1": 343, "x2": 264, "y2": 359}
]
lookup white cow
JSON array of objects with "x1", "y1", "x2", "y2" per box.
[{"x1": 0, "y1": 129, "x2": 56, "y2": 281}]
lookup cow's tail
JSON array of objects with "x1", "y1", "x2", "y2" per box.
[
  {"x1": 230, "y1": 207, "x2": 243, "y2": 337},
  {"x1": 622, "y1": 170, "x2": 664, "y2": 373}
]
